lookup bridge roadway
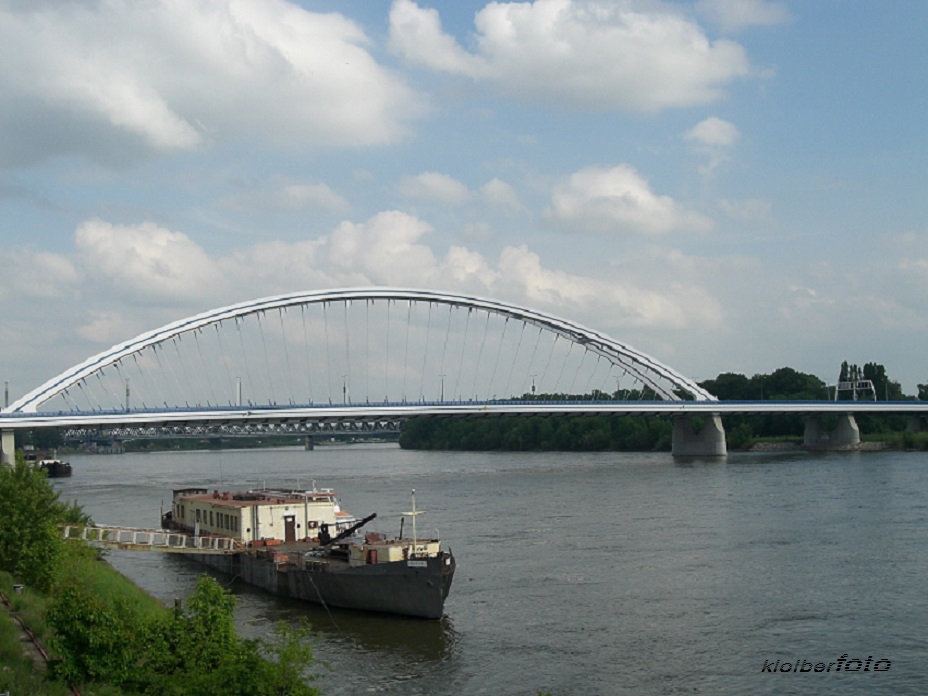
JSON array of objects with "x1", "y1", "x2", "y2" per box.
[
  {"x1": 3, "y1": 399, "x2": 928, "y2": 459},
  {"x1": 2, "y1": 399, "x2": 928, "y2": 430}
]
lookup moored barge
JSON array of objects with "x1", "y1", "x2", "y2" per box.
[{"x1": 161, "y1": 486, "x2": 454, "y2": 619}]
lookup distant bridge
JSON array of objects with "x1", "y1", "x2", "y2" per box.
[{"x1": 2, "y1": 288, "x2": 927, "y2": 458}]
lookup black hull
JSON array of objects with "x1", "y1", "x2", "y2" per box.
[{"x1": 189, "y1": 550, "x2": 455, "y2": 620}]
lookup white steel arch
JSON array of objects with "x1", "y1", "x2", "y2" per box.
[{"x1": 5, "y1": 288, "x2": 716, "y2": 414}]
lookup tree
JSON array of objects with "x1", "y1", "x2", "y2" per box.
[
  {"x1": 47, "y1": 585, "x2": 134, "y2": 684},
  {"x1": 135, "y1": 576, "x2": 321, "y2": 696},
  {"x1": 919, "y1": 383, "x2": 928, "y2": 401},
  {"x1": 0, "y1": 456, "x2": 72, "y2": 591}
]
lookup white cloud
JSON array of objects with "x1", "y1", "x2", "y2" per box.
[
  {"x1": 0, "y1": 250, "x2": 80, "y2": 301},
  {"x1": 8, "y1": 212, "x2": 730, "y2": 381},
  {"x1": 396, "y1": 172, "x2": 472, "y2": 204},
  {"x1": 685, "y1": 117, "x2": 741, "y2": 147},
  {"x1": 480, "y1": 178, "x2": 524, "y2": 211},
  {"x1": 546, "y1": 164, "x2": 713, "y2": 234},
  {"x1": 685, "y1": 116, "x2": 740, "y2": 178},
  {"x1": 75, "y1": 219, "x2": 227, "y2": 303},
  {"x1": 696, "y1": 0, "x2": 791, "y2": 33},
  {"x1": 0, "y1": 0, "x2": 424, "y2": 167},
  {"x1": 276, "y1": 183, "x2": 350, "y2": 214},
  {"x1": 388, "y1": 0, "x2": 487, "y2": 76},
  {"x1": 388, "y1": 0, "x2": 750, "y2": 112}
]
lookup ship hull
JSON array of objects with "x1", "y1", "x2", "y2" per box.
[{"x1": 188, "y1": 549, "x2": 455, "y2": 620}]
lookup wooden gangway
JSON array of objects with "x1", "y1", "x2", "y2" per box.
[{"x1": 61, "y1": 524, "x2": 244, "y2": 554}]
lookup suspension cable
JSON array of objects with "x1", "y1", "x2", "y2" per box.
[
  {"x1": 505, "y1": 321, "x2": 527, "y2": 399},
  {"x1": 234, "y1": 316, "x2": 257, "y2": 407},
  {"x1": 522, "y1": 326, "x2": 544, "y2": 397},
  {"x1": 278, "y1": 308, "x2": 294, "y2": 405},
  {"x1": 193, "y1": 328, "x2": 218, "y2": 407},
  {"x1": 487, "y1": 316, "x2": 509, "y2": 401},
  {"x1": 553, "y1": 338, "x2": 574, "y2": 396},
  {"x1": 419, "y1": 301, "x2": 433, "y2": 402},
  {"x1": 384, "y1": 299, "x2": 391, "y2": 402},
  {"x1": 470, "y1": 310, "x2": 491, "y2": 401},
  {"x1": 300, "y1": 305, "x2": 314, "y2": 404},
  {"x1": 255, "y1": 312, "x2": 277, "y2": 405},
  {"x1": 170, "y1": 336, "x2": 195, "y2": 407},
  {"x1": 343, "y1": 300, "x2": 351, "y2": 405},
  {"x1": 538, "y1": 334, "x2": 559, "y2": 396},
  {"x1": 402, "y1": 300, "x2": 411, "y2": 403},
  {"x1": 323, "y1": 302, "x2": 333, "y2": 404},
  {"x1": 452, "y1": 307, "x2": 472, "y2": 402},
  {"x1": 212, "y1": 322, "x2": 236, "y2": 406}
]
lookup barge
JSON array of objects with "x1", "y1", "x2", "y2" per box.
[{"x1": 161, "y1": 486, "x2": 454, "y2": 619}]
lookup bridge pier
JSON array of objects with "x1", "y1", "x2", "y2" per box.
[
  {"x1": 672, "y1": 414, "x2": 727, "y2": 457},
  {"x1": 304, "y1": 435, "x2": 314, "y2": 450},
  {"x1": 907, "y1": 415, "x2": 928, "y2": 433},
  {"x1": 803, "y1": 413, "x2": 860, "y2": 450},
  {"x1": 1, "y1": 429, "x2": 14, "y2": 465}
]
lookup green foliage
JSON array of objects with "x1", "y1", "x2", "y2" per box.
[
  {"x1": 403, "y1": 364, "x2": 920, "y2": 451},
  {"x1": 47, "y1": 584, "x2": 134, "y2": 684},
  {"x1": 0, "y1": 456, "x2": 73, "y2": 591},
  {"x1": 45, "y1": 573, "x2": 320, "y2": 695},
  {"x1": 402, "y1": 414, "x2": 674, "y2": 451},
  {"x1": 0, "y1": 459, "x2": 320, "y2": 695},
  {"x1": 133, "y1": 576, "x2": 320, "y2": 696},
  {"x1": 838, "y1": 361, "x2": 905, "y2": 401}
]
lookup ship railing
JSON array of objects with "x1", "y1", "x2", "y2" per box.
[{"x1": 60, "y1": 524, "x2": 245, "y2": 554}]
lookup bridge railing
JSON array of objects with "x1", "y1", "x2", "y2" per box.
[{"x1": 61, "y1": 524, "x2": 243, "y2": 554}]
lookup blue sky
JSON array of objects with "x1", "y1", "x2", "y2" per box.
[{"x1": 2, "y1": 0, "x2": 927, "y2": 402}]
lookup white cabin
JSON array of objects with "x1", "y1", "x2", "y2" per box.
[{"x1": 167, "y1": 487, "x2": 355, "y2": 545}]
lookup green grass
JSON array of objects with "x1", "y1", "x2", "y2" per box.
[
  {"x1": 1, "y1": 549, "x2": 170, "y2": 696},
  {"x1": 0, "y1": 571, "x2": 73, "y2": 696}
]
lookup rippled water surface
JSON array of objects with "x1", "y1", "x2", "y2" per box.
[{"x1": 53, "y1": 445, "x2": 928, "y2": 695}]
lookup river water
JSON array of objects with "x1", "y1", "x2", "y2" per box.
[{"x1": 51, "y1": 444, "x2": 927, "y2": 695}]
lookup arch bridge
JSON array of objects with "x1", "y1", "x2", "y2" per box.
[{"x1": 2, "y1": 288, "x2": 925, "y2": 459}]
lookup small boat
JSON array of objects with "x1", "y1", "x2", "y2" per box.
[
  {"x1": 161, "y1": 486, "x2": 455, "y2": 619},
  {"x1": 37, "y1": 458, "x2": 73, "y2": 477}
]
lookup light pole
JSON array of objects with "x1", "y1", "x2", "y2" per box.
[{"x1": 439, "y1": 374, "x2": 446, "y2": 402}]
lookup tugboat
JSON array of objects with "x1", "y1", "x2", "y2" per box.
[
  {"x1": 38, "y1": 459, "x2": 73, "y2": 477},
  {"x1": 161, "y1": 486, "x2": 455, "y2": 619},
  {"x1": 25, "y1": 452, "x2": 73, "y2": 477}
]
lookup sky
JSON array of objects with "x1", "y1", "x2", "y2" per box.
[{"x1": 2, "y1": 0, "x2": 927, "y2": 404}]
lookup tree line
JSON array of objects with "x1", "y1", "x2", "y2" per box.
[{"x1": 400, "y1": 364, "x2": 928, "y2": 452}]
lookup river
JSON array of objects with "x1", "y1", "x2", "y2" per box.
[{"x1": 51, "y1": 444, "x2": 928, "y2": 695}]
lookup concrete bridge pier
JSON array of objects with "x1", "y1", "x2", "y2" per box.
[
  {"x1": 304, "y1": 435, "x2": 315, "y2": 450},
  {"x1": 672, "y1": 414, "x2": 727, "y2": 457},
  {"x1": 803, "y1": 413, "x2": 860, "y2": 450},
  {"x1": 907, "y1": 415, "x2": 928, "y2": 433},
  {"x1": 1, "y1": 429, "x2": 14, "y2": 465}
]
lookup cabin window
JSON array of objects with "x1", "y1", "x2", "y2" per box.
[
  {"x1": 209, "y1": 511, "x2": 213, "y2": 526},
  {"x1": 196, "y1": 509, "x2": 201, "y2": 522}
]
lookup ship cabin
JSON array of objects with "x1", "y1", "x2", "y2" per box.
[{"x1": 166, "y1": 487, "x2": 356, "y2": 545}]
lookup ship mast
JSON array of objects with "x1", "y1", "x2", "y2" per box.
[{"x1": 403, "y1": 488, "x2": 425, "y2": 557}]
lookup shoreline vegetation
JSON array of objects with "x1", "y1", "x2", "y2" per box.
[
  {"x1": 0, "y1": 456, "x2": 322, "y2": 696},
  {"x1": 398, "y1": 365, "x2": 928, "y2": 453}
]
